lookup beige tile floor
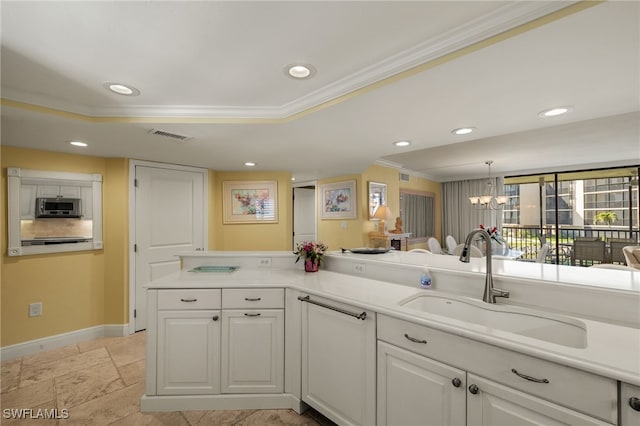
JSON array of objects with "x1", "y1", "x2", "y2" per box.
[{"x1": 1, "y1": 332, "x2": 334, "y2": 426}]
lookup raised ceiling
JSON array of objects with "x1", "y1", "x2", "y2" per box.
[{"x1": 1, "y1": 1, "x2": 638, "y2": 182}]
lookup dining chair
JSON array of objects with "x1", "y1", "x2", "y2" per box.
[
  {"x1": 571, "y1": 238, "x2": 606, "y2": 266},
  {"x1": 453, "y1": 244, "x2": 483, "y2": 258},
  {"x1": 427, "y1": 237, "x2": 443, "y2": 254},
  {"x1": 623, "y1": 246, "x2": 640, "y2": 270},
  {"x1": 445, "y1": 235, "x2": 457, "y2": 255},
  {"x1": 409, "y1": 248, "x2": 431, "y2": 253}
]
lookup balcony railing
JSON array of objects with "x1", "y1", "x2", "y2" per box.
[{"x1": 501, "y1": 225, "x2": 639, "y2": 265}]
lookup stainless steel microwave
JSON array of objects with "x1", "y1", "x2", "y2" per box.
[{"x1": 35, "y1": 197, "x2": 82, "y2": 218}]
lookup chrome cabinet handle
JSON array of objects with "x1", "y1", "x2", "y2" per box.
[
  {"x1": 511, "y1": 368, "x2": 549, "y2": 384},
  {"x1": 297, "y1": 295, "x2": 367, "y2": 320},
  {"x1": 630, "y1": 397, "x2": 640, "y2": 412},
  {"x1": 244, "y1": 297, "x2": 261, "y2": 301},
  {"x1": 212, "y1": 315, "x2": 219, "y2": 321},
  {"x1": 404, "y1": 333, "x2": 427, "y2": 344},
  {"x1": 468, "y1": 384, "x2": 479, "y2": 395},
  {"x1": 180, "y1": 298, "x2": 197, "y2": 302},
  {"x1": 244, "y1": 313, "x2": 261, "y2": 317},
  {"x1": 451, "y1": 377, "x2": 462, "y2": 388}
]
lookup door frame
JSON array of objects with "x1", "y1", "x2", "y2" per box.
[
  {"x1": 128, "y1": 160, "x2": 209, "y2": 334},
  {"x1": 292, "y1": 180, "x2": 317, "y2": 249}
]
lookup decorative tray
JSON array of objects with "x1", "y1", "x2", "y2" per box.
[
  {"x1": 342, "y1": 248, "x2": 390, "y2": 254},
  {"x1": 189, "y1": 265, "x2": 240, "y2": 273}
]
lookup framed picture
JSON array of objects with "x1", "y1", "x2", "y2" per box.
[
  {"x1": 320, "y1": 180, "x2": 357, "y2": 219},
  {"x1": 223, "y1": 180, "x2": 278, "y2": 224}
]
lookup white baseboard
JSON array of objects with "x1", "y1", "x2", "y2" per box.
[{"x1": 0, "y1": 323, "x2": 129, "y2": 361}]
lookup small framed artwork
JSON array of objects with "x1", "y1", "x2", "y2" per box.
[
  {"x1": 223, "y1": 180, "x2": 278, "y2": 224},
  {"x1": 320, "y1": 180, "x2": 357, "y2": 219}
]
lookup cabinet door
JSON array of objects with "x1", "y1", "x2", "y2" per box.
[
  {"x1": 466, "y1": 374, "x2": 612, "y2": 426},
  {"x1": 80, "y1": 186, "x2": 92, "y2": 219},
  {"x1": 157, "y1": 310, "x2": 221, "y2": 395},
  {"x1": 300, "y1": 294, "x2": 375, "y2": 426},
  {"x1": 221, "y1": 309, "x2": 284, "y2": 394},
  {"x1": 36, "y1": 185, "x2": 62, "y2": 197},
  {"x1": 621, "y1": 382, "x2": 640, "y2": 426},
  {"x1": 59, "y1": 185, "x2": 81, "y2": 198},
  {"x1": 377, "y1": 341, "x2": 466, "y2": 426},
  {"x1": 20, "y1": 183, "x2": 38, "y2": 219}
]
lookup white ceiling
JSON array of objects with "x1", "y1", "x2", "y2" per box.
[{"x1": 1, "y1": 1, "x2": 639, "y2": 182}]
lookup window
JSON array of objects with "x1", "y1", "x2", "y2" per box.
[{"x1": 400, "y1": 190, "x2": 435, "y2": 241}]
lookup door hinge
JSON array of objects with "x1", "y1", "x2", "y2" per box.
[{"x1": 134, "y1": 309, "x2": 137, "y2": 318}]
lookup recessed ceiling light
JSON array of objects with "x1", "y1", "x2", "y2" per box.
[
  {"x1": 244, "y1": 162, "x2": 256, "y2": 167},
  {"x1": 452, "y1": 127, "x2": 475, "y2": 135},
  {"x1": 285, "y1": 64, "x2": 315, "y2": 79},
  {"x1": 69, "y1": 141, "x2": 88, "y2": 147},
  {"x1": 291, "y1": 177, "x2": 296, "y2": 181},
  {"x1": 103, "y1": 81, "x2": 140, "y2": 96},
  {"x1": 538, "y1": 106, "x2": 572, "y2": 117},
  {"x1": 393, "y1": 140, "x2": 411, "y2": 147}
]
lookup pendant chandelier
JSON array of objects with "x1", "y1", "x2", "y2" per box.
[{"x1": 469, "y1": 160, "x2": 508, "y2": 210}]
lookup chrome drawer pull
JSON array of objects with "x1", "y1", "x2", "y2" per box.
[
  {"x1": 244, "y1": 297, "x2": 262, "y2": 301},
  {"x1": 404, "y1": 333, "x2": 427, "y2": 344},
  {"x1": 244, "y1": 313, "x2": 261, "y2": 317},
  {"x1": 297, "y1": 295, "x2": 367, "y2": 320},
  {"x1": 629, "y1": 397, "x2": 640, "y2": 412},
  {"x1": 180, "y1": 298, "x2": 197, "y2": 302},
  {"x1": 212, "y1": 315, "x2": 219, "y2": 321},
  {"x1": 511, "y1": 368, "x2": 549, "y2": 384}
]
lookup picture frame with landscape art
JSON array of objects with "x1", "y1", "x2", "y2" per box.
[
  {"x1": 223, "y1": 180, "x2": 278, "y2": 224},
  {"x1": 320, "y1": 180, "x2": 357, "y2": 219}
]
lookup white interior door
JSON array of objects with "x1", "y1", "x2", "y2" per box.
[
  {"x1": 293, "y1": 186, "x2": 316, "y2": 248},
  {"x1": 133, "y1": 164, "x2": 206, "y2": 331}
]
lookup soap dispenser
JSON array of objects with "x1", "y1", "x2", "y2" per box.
[{"x1": 420, "y1": 269, "x2": 432, "y2": 289}]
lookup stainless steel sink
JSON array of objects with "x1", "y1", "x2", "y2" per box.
[{"x1": 399, "y1": 293, "x2": 587, "y2": 348}]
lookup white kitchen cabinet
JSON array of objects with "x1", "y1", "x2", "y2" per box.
[
  {"x1": 221, "y1": 309, "x2": 284, "y2": 394},
  {"x1": 377, "y1": 314, "x2": 617, "y2": 426},
  {"x1": 19, "y1": 183, "x2": 37, "y2": 219},
  {"x1": 36, "y1": 184, "x2": 81, "y2": 198},
  {"x1": 80, "y1": 186, "x2": 93, "y2": 219},
  {"x1": 621, "y1": 382, "x2": 640, "y2": 426},
  {"x1": 466, "y1": 374, "x2": 612, "y2": 426},
  {"x1": 157, "y1": 309, "x2": 221, "y2": 395},
  {"x1": 377, "y1": 341, "x2": 466, "y2": 426},
  {"x1": 300, "y1": 294, "x2": 376, "y2": 426}
]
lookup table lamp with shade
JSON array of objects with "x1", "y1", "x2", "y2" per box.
[{"x1": 372, "y1": 204, "x2": 395, "y2": 235}]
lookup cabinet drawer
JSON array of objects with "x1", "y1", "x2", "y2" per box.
[
  {"x1": 222, "y1": 288, "x2": 284, "y2": 309},
  {"x1": 158, "y1": 289, "x2": 221, "y2": 310},
  {"x1": 378, "y1": 314, "x2": 617, "y2": 424}
]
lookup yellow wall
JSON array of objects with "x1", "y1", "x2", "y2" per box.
[
  {"x1": 0, "y1": 146, "x2": 438, "y2": 347},
  {"x1": 212, "y1": 171, "x2": 293, "y2": 250},
  {"x1": 1, "y1": 147, "x2": 127, "y2": 346},
  {"x1": 315, "y1": 174, "x2": 364, "y2": 250},
  {"x1": 317, "y1": 165, "x2": 442, "y2": 251}
]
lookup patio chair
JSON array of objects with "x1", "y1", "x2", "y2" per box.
[
  {"x1": 453, "y1": 244, "x2": 483, "y2": 258},
  {"x1": 445, "y1": 235, "x2": 457, "y2": 255},
  {"x1": 571, "y1": 238, "x2": 606, "y2": 266},
  {"x1": 427, "y1": 237, "x2": 443, "y2": 254},
  {"x1": 623, "y1": 246, "x2": 640, "y2": 270},
  {"x1": 609, "y1": 238, "x2": 636, "y2": 264}
]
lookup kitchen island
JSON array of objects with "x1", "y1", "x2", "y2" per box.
[{"x1": 142, "y1": 250, "x2": 640, "y2": 426}]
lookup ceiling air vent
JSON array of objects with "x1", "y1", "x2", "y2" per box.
[
  {"x1": 148, "y1": 128, "x2": 192, "y2": 142},
  {"x1": 399, "y1": 172, "x2": 410, "y2": 182}
]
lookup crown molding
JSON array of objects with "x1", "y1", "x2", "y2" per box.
[{"x1": 3, "y1": 1, "x2": 586, "y2": 122}]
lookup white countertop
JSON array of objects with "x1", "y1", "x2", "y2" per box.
[{"x1": 148, "y1": 261, "x2": 640, "y2": 386}]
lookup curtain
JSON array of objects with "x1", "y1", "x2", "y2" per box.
[
  {"x1": 442, "y1": 177, "x2": 504, "y2": 244},
  {"x1": 401, "y1": 193, "x2": 435, "y2": 238}
]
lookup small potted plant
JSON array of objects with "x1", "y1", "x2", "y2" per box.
[{"x1": 294, "y1": 241, "x2": 328, "y2": 272}]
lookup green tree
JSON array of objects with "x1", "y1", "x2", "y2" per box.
[{"x1": 593, "y1": 211, "x2": 618, "y2": 226}]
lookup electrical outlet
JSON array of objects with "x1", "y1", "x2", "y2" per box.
[
  {"x1": 353, "y1": 263, "x2": 366, "y2": 274},
  {"x1": 258, "y1": 258, "x2": 272, "y2": 267},
  {"x1": 29, "y1": 302, "x2": 42, "y2": 317}
]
